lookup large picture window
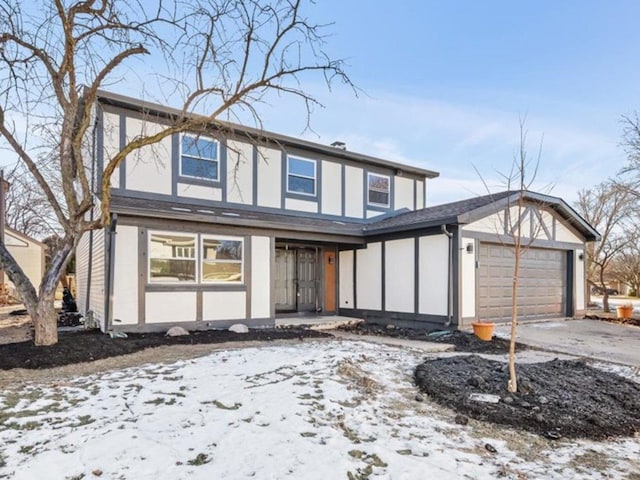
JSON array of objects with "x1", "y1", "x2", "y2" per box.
[
  {"x1": 287, "y1": 156, "x2": 316, "y2": 196},
  {"x1": 180, "y1": 134, "x2": 219, "y2": 181},
  {"x1": 367, "y1": 173, "x2": 390, "y2": 207},
  {"x1": 201, "y1": 236, "x2": 243, "y2": 283},
  {"x1": 149, "y1": 233, "x2": 197, "y2": 282}
]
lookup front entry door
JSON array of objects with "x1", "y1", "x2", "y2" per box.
[
  {"x1": 275, "y1": 249, "x2": 296, "y2": 311},
  {"x1": 297, "y1": 249, "x2": 317, "y2": 312}
]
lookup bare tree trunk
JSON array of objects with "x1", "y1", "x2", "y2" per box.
[
  {"x1": 601, "y1": 269, "x2": 610, "y2": 313},
  {"x1": 507, "y1": 256, "x2": 520, "y2": 393}
]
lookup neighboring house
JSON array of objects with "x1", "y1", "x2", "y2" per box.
[
  {"x1": 1, "y1": 227, "x2": 45, "y2": 296},
  {"x1": 76, "y1": 90, "x2": 599, "y2": 332}
]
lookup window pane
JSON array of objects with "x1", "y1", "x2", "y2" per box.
[
  {"x1": 288, "y1": 157, "x2": 315, "y2": 177},
  {"x1": 150, "y1": 234, "x2": 195, "y2": 259},
  {"x1": 369, "y1": 174, "x2": 389, "y2": 192},
  {"x1": 202, "y1": 239, "x2": 242, "y2": 261},
  {"x1": 369, "y1": 190, "x2": 389, "y2": 206},
  {"x1": 150, "y1": 259, "x2": 196, "y2": 282},
  {"x1": 202, "y1": 261, "x2": 242, "y2": 282},
  {"x1": 182, "y1": 136, "x2": 217, "y2": 159},
  {"x1": 181, "y1": 156, "x2": 218, "y2": 180},
  {"x1": 288, "y1": 176, "x2": 315, "y2": 195}
]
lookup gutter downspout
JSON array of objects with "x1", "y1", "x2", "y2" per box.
[
  {"x1": 105, "y1": 213, "x2": 118, "y2": 332},
  {"x1": 441, "y1": 225, "x2": 453, "y2": 327}
]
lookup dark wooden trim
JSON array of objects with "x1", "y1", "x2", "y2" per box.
[
  {"x1": 452, "y1": 225, "x2": 461, "y2": 326},
  {"x1": 414, "y1": 236, "x2": 419, "y2": 314},
  {"x1": 381, "y1": 241, "x2": 386, "y2": 312},
  {"x1": 245, "y1": 235, "x2": 252, "y2": 320},
  {"x1": 352, "y1": 248, "x2": 357, "y2": 309},
  {"x1": 138, "y1": 227, "x2": 147, "y2": 325},
  {"x1": 566, "y1": 250, "x2": 575, "y2": 317}
]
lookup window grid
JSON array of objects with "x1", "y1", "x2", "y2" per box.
[
  {"x1": 180, "y1": 134, "x2": 220, "y2": 182},
  {"x1": 367, "y1": 172, "x2": 390, "y2": 208},
  {"x1": 287, "y1": 156, "x2": 317, "y2": 197}
]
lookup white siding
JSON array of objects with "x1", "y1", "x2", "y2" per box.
[
  {"x1": 418, "y1": 235, "x2": 449, "y2": 316},
  {"x1": 466, "y1": 211, "x2": 505, "y2": 235},
  {"x1": 460, "y1": 237, "x2": 476, "y2": 318},
  {"x1": 344, "y1": 166, "x2": 363, "y2": 218},
  {"x1": 146, "y1": 291, "x2": 197, "y2": 323},
  {"x1": 556, "y1": 220, "x2": 583, "y2": 244},
  {"x1": 251, "y1": 236, "x2": 271, "y2": 318},
  {"x1": 177, "y1": 183, "x2": 223, "y2": 201},
  {"x1": 257, "y1": 146, "x2": 281, "y2": 208},
  {"x1": 356, "y1": 242, "x2": 382, "y2": 310},
  {"x1": 416, "y1": 180, "x2": 425, "y2": 209},
  {"x1": 75, "y1": 231, "x2": 90, "y2": 315},
  {"x1": 102, "y1": 111, "x2": 121, "y2": 189},
  {"x1": 576, "y1": 249, "x2": 585, "y2": 312},
  {"x1": 112, "y1": 225, "x2": 138, "y2": 325},
  {"x1": 226, "y1": 140, "x2": 254, "y2": 205},
  {"x1": 321, "y1": 160, "x2": 342, "y2": 216},
  {"x1": 203, "y1": 291, "x2": 246, "y2": 321},
  {"x1": 339, "y1": 250, "x2": 354, "y2": 308},
  {"x1": 89, "y1": 226, "x2": 106, "y2": 329},
  {"x1": 285, "y1": 198, "x2": 318, "y2": 213},
  {"x1": 367, "y1": 210, "x2": 384, "y2": 219},
  {"x1": 125, "y1": 117, "x2": 172, "y2": 195},
  {"x1": 394, "y1": 176, "x2": 414, "y2": 210},
  {"x1": 385, "y1": 238, "x2": 414, "y2": 313}
]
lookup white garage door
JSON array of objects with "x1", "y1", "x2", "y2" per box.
[{"x1": 478, "y1": 243, "x2": 566, "y2": 322}]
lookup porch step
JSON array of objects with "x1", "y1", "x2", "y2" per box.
[{"x1": 275, "y1": 316, "x2": 363, "y2": 331}]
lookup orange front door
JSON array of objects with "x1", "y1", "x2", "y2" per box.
[{"x1": 324, "y1": 250, "x2": 336, "y2": 312}]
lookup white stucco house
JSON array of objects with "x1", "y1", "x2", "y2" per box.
[{"x1": 76, "y1": 91, "x2": 599, "y2": 332}]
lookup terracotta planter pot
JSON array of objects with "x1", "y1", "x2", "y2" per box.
[
  {"x1": 616, "y1": 305, "x2": 633, "y2": 319},
  {"x1": 472, "y1": 322, "x2": 495, "y2": 341}
]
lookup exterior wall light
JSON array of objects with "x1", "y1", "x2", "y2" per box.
[
  {"x1": 466, "y1": 243, "x2": 474, "y2": 254},
  {"x1": 578, "y1": 252, "x2": 584, "y2": 261}
]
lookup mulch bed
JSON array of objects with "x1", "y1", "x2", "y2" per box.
[
  {"x1": 414, "y1": 355, "x2": 640, "y2": 440},
  {"x1": 338, "y1": 323, "x2": 527, "y2": 354},
  {"x1": 0, "y1": 328, "x2": 329, "y2": 370},
  {"x1": 585, "y1": 314, "x2": 640, "y2": 327}
]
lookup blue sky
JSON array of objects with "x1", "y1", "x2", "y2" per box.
[
  {"x1": 252, "y1": 1, "x2": 640, "y2": 204},
  {"x1": 4, "y1": 1, "x2": 640, "y2": 206}
]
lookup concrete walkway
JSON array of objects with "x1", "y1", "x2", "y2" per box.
[{"x1": 494, "y1": 319, "x2": 640, "y2": 366}]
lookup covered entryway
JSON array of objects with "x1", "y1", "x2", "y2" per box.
[
  {"x1": 275, "y1": 247, "x2": 319, "y2": 313},
  {"x1": 478, "y1": 243, "x2": 567, "y2": 322}
]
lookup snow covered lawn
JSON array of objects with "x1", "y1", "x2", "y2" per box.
[{"x1": 0, "y1": 340, "x2": 638, "y2": 479}]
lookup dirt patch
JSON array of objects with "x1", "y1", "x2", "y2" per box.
[
  {"x1": 0, "y1": 328, "x2": 329, "y2": 371},
  {"x1": 338, "y1": 323, "x2": 527, "y2": 354},
  {"x1": 585, "y1": 314, "x2": 640, "y2": 327},
  {"x1": 414, "y1": 355, "x2": 640, "y2": 440}
]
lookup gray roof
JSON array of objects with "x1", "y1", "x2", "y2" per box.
[
  {"x1": 364, "y1": 190, "x2": 600, "y2": 241},
  {"x1": 110, "y1": 190, "x2": 600, "y2": 242},
  {"x1": 94, "y1": 89, "x2": 439, "y2": 180}
]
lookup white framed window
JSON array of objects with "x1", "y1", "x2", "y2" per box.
[
  {"x1": 201, "y1": 235, "x2": 244, "y2": 283},
  {"x1": 180, "y1": 134, "x2": 219, "y2": 181},
  {"x1": 287, "y1": 156, "x2": 316, "y2": 196},
  {"x1": 148, "y1": 232, "x2": 197, "y2": 283},
  {"x1": 367, "y1": 172, "x2": 390, "y2": 207}
]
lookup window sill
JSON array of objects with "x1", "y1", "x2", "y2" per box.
[
  {"x1": 177, "y1": 175, "x2": 222, "y2": 188},
  {"x1": 146, "y1": 283, "x2": 246, "y2": 292}
]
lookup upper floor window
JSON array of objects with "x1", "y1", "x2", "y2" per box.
[
  {"x1": 181, "y1": 135, "x2": 219, "y2": 181},
  {"x1": 368, "y1": 173, "x2": 390, "y2": 207},
  {"x1": 287, "y1": 156, "x2": 316, "y2": 196}
]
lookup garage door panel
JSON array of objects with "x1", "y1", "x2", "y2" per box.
[{"x1": 478, "y1": 243, "x2": 566, "y2": 322}]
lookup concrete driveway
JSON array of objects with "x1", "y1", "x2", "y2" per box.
[{"x1": 494, "y1": 319, "x2": 640, "y2": 366}]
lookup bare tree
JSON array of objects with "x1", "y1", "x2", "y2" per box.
[
  {"x1": 476, "y1": 118, "x2": 544, "y2": 393},
  {"x1": 0, "y1": 0, "x2": 353, "y2": 345},
  {"x1": 575, "y1": 182, "x2": 636, "y2": 312},
  {"x1": 3, "y1": 165, "x2": 59, "y2": 239},
  {"x1": 609, "y1": 226, "x2": 640, "y2": 297}
]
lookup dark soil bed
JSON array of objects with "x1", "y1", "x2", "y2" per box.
[
  {"x1": 414, "y1": 355, "x2": 640, "y2": 440},
  {"x1": 338, "y1": 323, "x2": 527, "y2": 354},
  {"x1": 0, "y1": 328, "x2": 329, "y2": 370},
  {"x1": 585, "y1": 314, "x2": 640, "y2": 327}
]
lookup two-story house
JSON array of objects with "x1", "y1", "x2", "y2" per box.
[{"x1": 76, "y1": 91, "x2": 599, "y2": 333}]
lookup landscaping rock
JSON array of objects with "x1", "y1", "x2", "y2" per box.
[
  {"x1": 455, "y1": 415, "x2": 469, "y2": 426},
  {"x1": 414, "y1": 394, "x2": 424, "y2": 402},
  {"x1": 166, "y1": 326, "x2": 190, "y2": 337},
  {"x1": 229, "y1": 323, "x2": 249, "y2": 334}
]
